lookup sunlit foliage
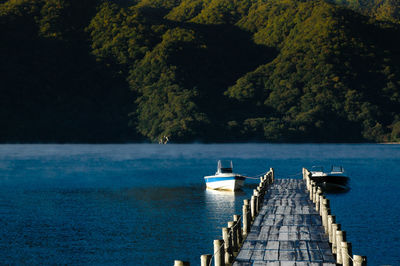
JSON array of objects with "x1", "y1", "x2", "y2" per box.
[{"x1": 1, "y1": 0, "x2": 400, "y2": 142}]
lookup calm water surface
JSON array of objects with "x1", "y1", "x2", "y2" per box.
[{"x1": 0, "y1": 144, "x2": 399, "y2": 265}]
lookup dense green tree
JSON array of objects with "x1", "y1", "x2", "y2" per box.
[
  {"x1": 329, "y1": 0, "x2": 400, "y2": 23},
  {"x1": 128, "y1": 27, "x2": 209, "y2": 141},
  {"x1": 1, "y1": 0, "x2": 400, "y2": 143},
  {"x1": 0, "y1": 0, "x2": 138, "y2": 142}
]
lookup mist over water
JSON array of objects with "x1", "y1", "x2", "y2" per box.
[{"x1": 0, "y1": 144, "x2": 399, "y2": 265}]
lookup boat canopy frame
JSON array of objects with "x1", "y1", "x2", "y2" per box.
[{"x1": 217, "y1": 160, "x2": 233, "y2": 174}]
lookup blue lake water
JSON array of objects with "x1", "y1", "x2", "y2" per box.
[{"x1": 0, "y1": 144, "x2": 399, "y2": 265}]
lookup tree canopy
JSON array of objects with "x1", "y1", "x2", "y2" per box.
[{"x1": 1, "y1": 0, "x2": 399, "y2": 142}]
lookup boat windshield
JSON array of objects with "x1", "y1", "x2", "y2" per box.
[
  {"x1": 331, "y1": 165, "x2": 344, "y2": 173},
  {"x1": 311, "y1": 166, "x2": 324, "y2": 172},
  {"x1": 218, "y1": 160, "x2": 233, "y2": 173}
]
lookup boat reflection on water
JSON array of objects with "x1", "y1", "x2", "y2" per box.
[
  {"x1": 204, "y1": 189, "x2": 246, "y2": 224},
  {"x1": 205, "y1": 188, "x2": 245, "y2": 197}
]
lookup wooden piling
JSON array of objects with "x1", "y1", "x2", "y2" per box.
[
  {"x1": 269, "y1": 167, "x2": 274, "y2": 182},
  {"x1": 228, "y1": 221, "x2": 238, "y2": 253},
  {"x1": 250, "y1": 195, "x2": 256, "y2": 220},
  {"x1": 233, "y1": 215, "x2": 242, "y2": 245},
  {"x1": 310, "y1": 182, "x2": 316, "y2": 201},
  {"x1": 222, "y1": 228, "x2": 232, "y2": 264},
  {"x1": 316, "y1": 188, "x2": 322, "y2": 211},
  {"x1": 322, "y1": 198, "x2": 329, "y2": 223},
  {"x1": 322, "y1": 207, "x2": 330, "y2": 234},
  {"x1": 213, "y1": 239, "x2": 224, "y2": 266},
  {"x1": 318, "y1": 194, "x2": 324, "y2": 214},
  {"x1": 243, "y1": 199, "x2": 250, "y2": 232},
  {"x1": 324, "y1": 198, "x2": 330, "y2": 209},
  {"x1": 336, "y1": 230, "x2": 344, "y2": 263},
  {"x1": 259, "y1": 184, "x2": 265, "y2": 197},
  {"x1": 242, "y1": 204, "x2": 249, "y2": 235},
  {"x1": 256, "y1": 188, "x2": 262, "y2": 207},
  {"x1": 174, "y1": 260, "x2": 190, "y2": 266},
  {"x1": 304, "y1": 169, "x2": 310, "y2": 190},
  {"x1": 253, "y1": 190, "x2": 260, "y2": 213},
  {"x1": 331, "y1": 224, "x2": 340, "y2": 254},
  {"x1": 353, "y1": 255, "x2": 367, "y2": 266},
  {"x1": 327, "y1": 215, "x2": 335, "y2": 243},
  {"x1": 200, "y1": 254, "x2": 211, "y2": 266},
  {"x1": 312, "y1": 183, "x2": 317, "y2": 203},
  {"x1": 341, "y1": 242, "x2": 351, "y2": 266}
]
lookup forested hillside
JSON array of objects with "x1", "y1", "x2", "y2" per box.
[
  {"x1": 1, "y1": 0, "x2": 400, "y2": 143},
  {"x1": 329, "y1": 0, "x2": 399, "y2": 22}
]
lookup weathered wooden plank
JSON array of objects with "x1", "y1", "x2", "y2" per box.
[
  {"x1": 279, "y1": 240, "x2": 294, "y2": 250},
  {"x1": 255, "y1": 241, "x2": 267, "y2": 250},
  {"x1": 267, "y1": 233, "x2": 279, "y2": 241},
  {"x1": 279, "y1": 249, "x2": 296, "y2": 260},
  {"x1": 296, "y1": 240, "x2": 308, "y2": 250},
  {"x1": 251, "y1": 249, "x2": 265, "y2": 261},
  {"x1": 321, "y1": 248, "x2": 336, "y2": 262},
  {"x1": 253, "y1": 261, "x2": 279, "y2": 266},
  {"x1": 263, "y1": 218, "x2": 275, "y2": 226},
  {"x1": 265, "y1": 240, "x2": 279, "y2": 249},
  {"x1": 288, "y1": 232, "x2": 298, "y2": 241},
  {"x1": 308, "y1": 241, "x2": 319, "y2": 250},
  {"x1": 280, "y1": 260, "x2": 296, "y2": 266},
  {"x1": 295, "y1": 262, "x2": 312, "y2": 266},
  {"x1": 241, "y1": 241, "x2": 255, "y2": 250},
  {"x1": 232, "y1": 262, "x2": 252, "y2": 266},
  {"x1": 295, "y1": 248, "x2": 310, "y2": 260},
  {"x1": 235, "y1": 249, "x2": 252, "y2": 261},
  {"x1": 233, "y1": 179, "x2": 336, "y2": 265},
  {"x1": 309, "y1": 249, "x2": 323, "y2": 261},
  {"x1": 263, "y1": 249, "x2": 279, "y2": 260},
  {"x1": 278, "y1": 232, "x2": 289, "y2": 241}
]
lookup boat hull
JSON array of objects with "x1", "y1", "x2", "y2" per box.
[
  {"x1": 318, "y1": 181, "x2": 350, "y2": 192},
  {"x1": 311, "y1": 174, "x2": 349, "y2": 192},
  {"x1": 311, "y1": 174, "x2": 349, "y2": 185},
  {"x1": 204, "y1": 175, "x2": 245, "y2": 191}
]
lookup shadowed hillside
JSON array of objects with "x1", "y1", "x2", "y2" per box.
[{"x1": 1, "y1": 0, "x2": 399, "y2": 142}]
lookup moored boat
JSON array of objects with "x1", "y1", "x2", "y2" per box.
[
  {"x1": 310, "y1": 165, "x2": 349, "y2": 191},
  {"x1": 204, "y1": 160, "x2": 245, "y2": 191}
]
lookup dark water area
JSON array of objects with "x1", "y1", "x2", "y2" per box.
[{"x1": 0, "y1": 144, "x2": 399, "y2": 265}]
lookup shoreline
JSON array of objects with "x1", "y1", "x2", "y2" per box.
[{"x1": 0, "y1": 142, "x2": 399, "y2": 145}]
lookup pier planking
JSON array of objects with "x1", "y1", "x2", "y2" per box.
[
  {"x1": 234, "y1": 179, "x2": 336, "y2": 265},
  {"x1": 177, "y1": 168, "x2": 365, "y2": 265}
]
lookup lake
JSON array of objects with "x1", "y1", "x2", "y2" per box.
[{"x1": 0, "y1": 144, "x2": 399, "y2": 265}]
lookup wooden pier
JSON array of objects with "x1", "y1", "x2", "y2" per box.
[
  {"x1": 234, "y1": 178, "x2": 335, "y2": 265},
  {"x1": 175, "y1": 168, "x2": 366, "y2": 266}
]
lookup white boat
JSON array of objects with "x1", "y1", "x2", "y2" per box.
[{"x1": 204, "y1": 160, "x2": 245, "y2": 191}]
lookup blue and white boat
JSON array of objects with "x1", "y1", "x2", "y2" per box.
[{"x1": 204, "y1": 160, "x2": 245, "y2": 191}]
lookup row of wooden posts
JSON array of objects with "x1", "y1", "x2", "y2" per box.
[
  {"x1": 174, "y1": 168, "x2": 275, "y2": 266},
  {"x1": 302, "y1": 168, "x2": 367, "y2": 266}
]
